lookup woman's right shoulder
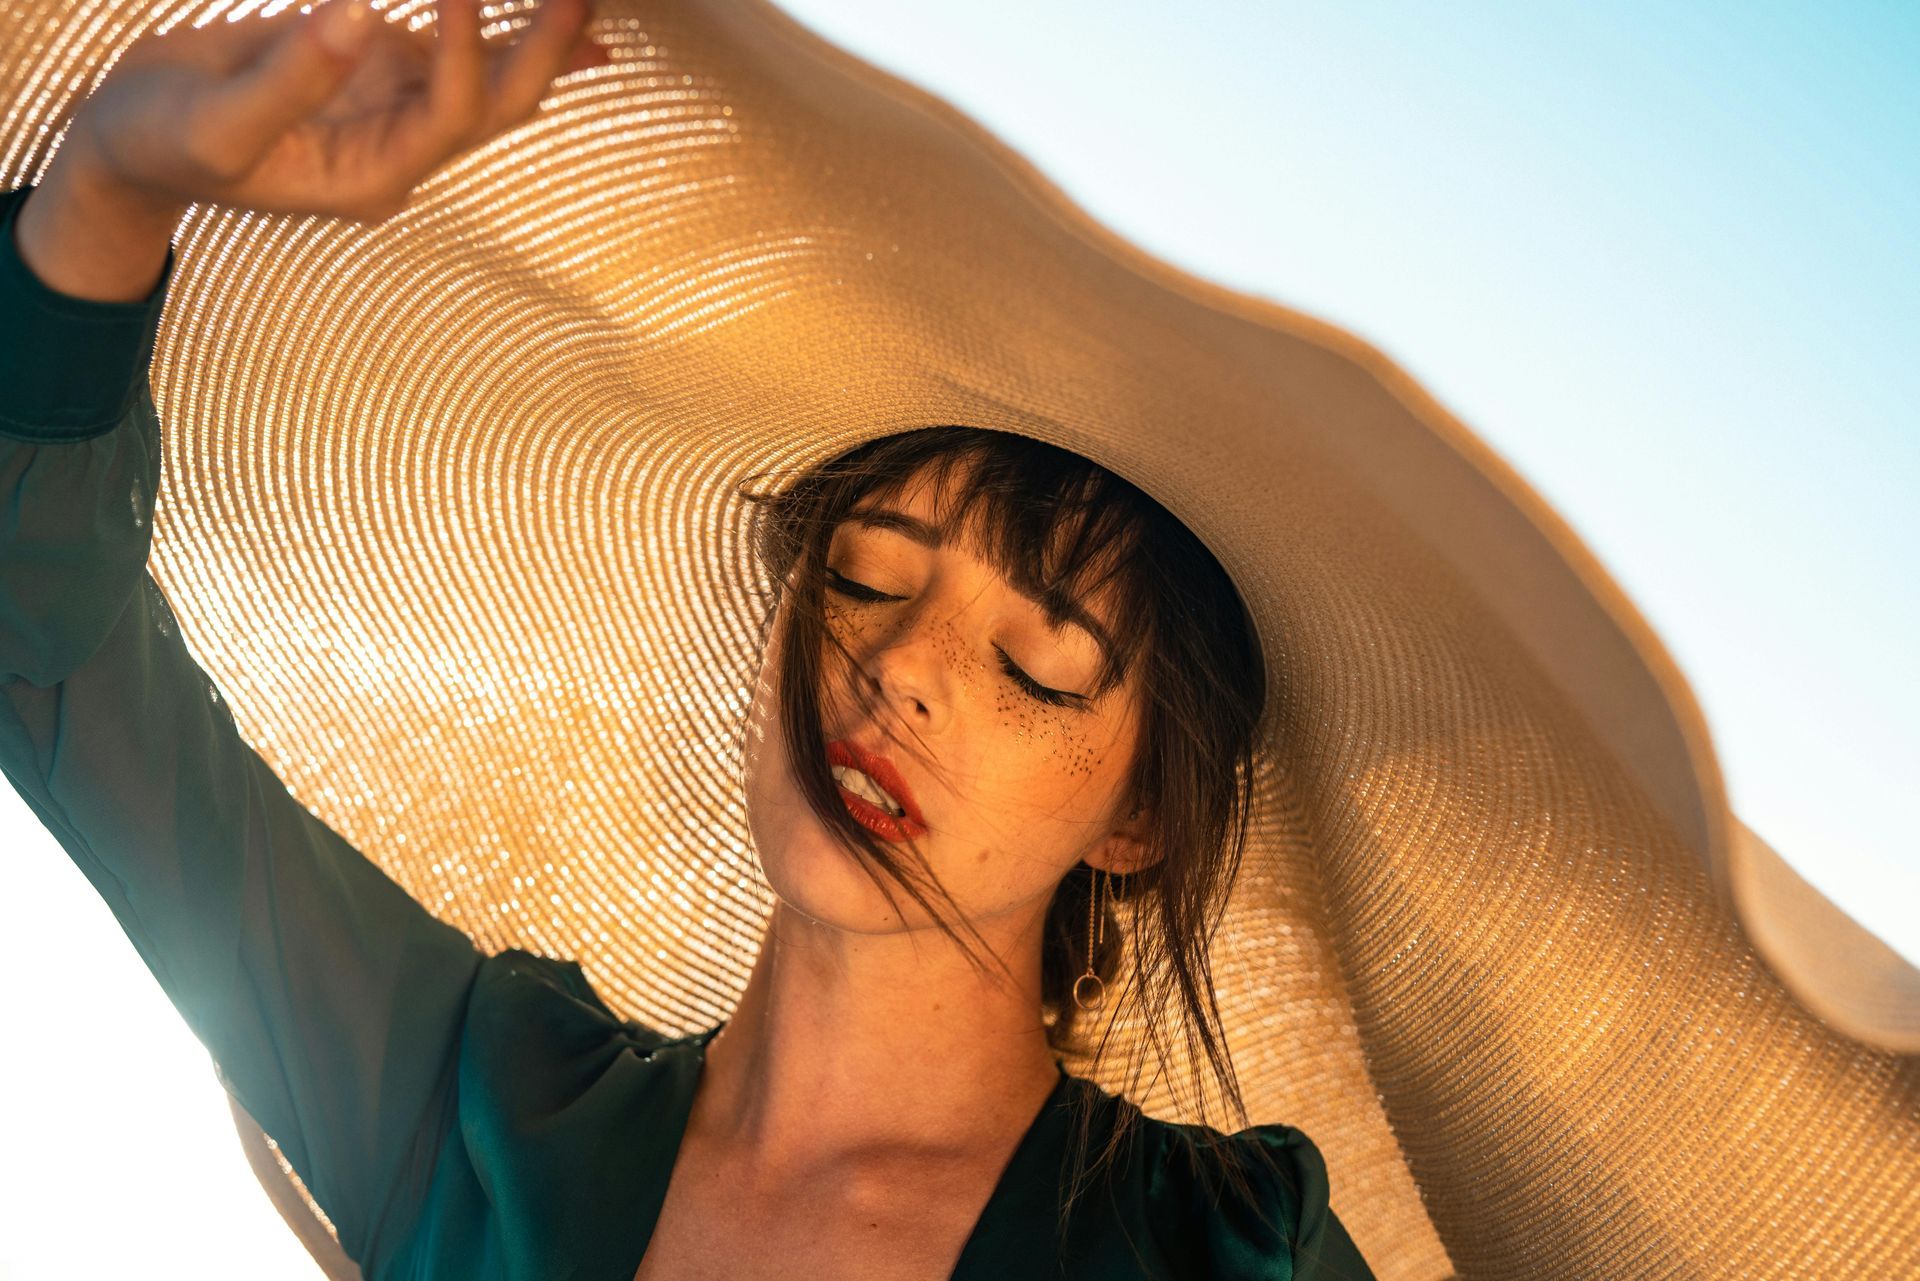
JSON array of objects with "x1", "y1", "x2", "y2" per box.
[{"x1": 466, "y1": 946, "x2": 701, "y2": 1061}]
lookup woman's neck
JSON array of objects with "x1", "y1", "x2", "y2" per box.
[{"x1": 691, "y1": 898, "x2": 1065, "y2": 1169}]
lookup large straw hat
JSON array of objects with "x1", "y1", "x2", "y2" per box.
[{"x1": 4, "y1": 0, "x2": 1916, "y2": 1277}]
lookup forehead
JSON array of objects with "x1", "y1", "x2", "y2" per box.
[{"x1": 844, "y1": 454, "x2": 1047, "y2": 561}]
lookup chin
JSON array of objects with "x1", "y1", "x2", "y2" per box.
[
  {"x1": 746, "y1": 759, "x2": 903, "y2": 932},
  {"x1": 767, "y1": 834, "x2": 876, "y2": 928},
  {"x1": 758, "y1": 820, "x2": 931, "y2": 932}
]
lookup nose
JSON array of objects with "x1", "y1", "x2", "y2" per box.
[{"x1": 851, "y1": 598, "x2": 956, "y2": 736}]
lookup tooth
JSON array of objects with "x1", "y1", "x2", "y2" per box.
[
  {"x1": 854, "y1": 774, "x2": 896, "y2": 814},
  {"x1": 834, "y1": 764, "x2": 905, "y2": 817}
]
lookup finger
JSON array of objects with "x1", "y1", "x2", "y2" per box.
[
  {"x1": 360, "y1": 0, "x2": 486, "y2": 197},
  {"x1": 422, "y1": 0, "x2": 489, "y2": 154},
  {"x1": 166, "y1": 3, "x2": 313, "y2": 74},
  {"x1": 480, "y1": 0, "x2": 597, "y2": 134},
  {"x1": 192, "y1": 0, "x2": 376, "y2": 174}
]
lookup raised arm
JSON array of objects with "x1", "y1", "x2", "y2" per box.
[
  {"x1": 0, "y1": 9, "x2": 609, "y2": 1267},
  {"x1": 0, "y1": 175, "x2": 490, "y2": 1271}
]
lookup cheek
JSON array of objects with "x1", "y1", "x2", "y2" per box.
[
  {"x1": 741, "y1": 626, "x2": 879, "y2": 917},
  {"x1": 958, "y1": 704, "x2": 1128, "y2": 894},
  {"x1": 986, "y1": 691, "x2": 1116, "y2": 810}
]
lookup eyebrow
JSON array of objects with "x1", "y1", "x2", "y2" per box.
[{"x1": 843, "y1": 507, "x2": 1120, "y2": 678}]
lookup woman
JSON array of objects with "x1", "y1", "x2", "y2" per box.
[{"x1": 0, "y1": 1, "x2": 1370, "y2": 1276}]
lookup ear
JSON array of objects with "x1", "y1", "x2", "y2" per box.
[{"x1": 1090, "y1": 804, "x2": 1159, "y2": 876}]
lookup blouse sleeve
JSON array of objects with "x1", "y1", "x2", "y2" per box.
[
  {"x1": 0, "y1": 181, "x2": 486, "y2": 1277},
  {"x1": 1204, "y1": 1122, "x2": 1378, "y2": 1281}
]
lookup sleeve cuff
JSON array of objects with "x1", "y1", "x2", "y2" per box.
[{"x1": 0, "y1": 181, "x2": 177, "y2": 443}]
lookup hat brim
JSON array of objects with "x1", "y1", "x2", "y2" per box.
[{"x1": 1729, "y1": 816, "x2": 1920, "y2": 1052}]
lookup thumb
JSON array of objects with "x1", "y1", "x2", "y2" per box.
[{"x1": 198, "y1": 0, "x2": 376, "y2": 169}]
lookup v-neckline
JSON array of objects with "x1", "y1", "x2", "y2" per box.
[{"x1": 623, "y1": 1020, "x2": 1076, "y2": 1280}]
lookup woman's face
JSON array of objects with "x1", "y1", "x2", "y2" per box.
[{"x1": 743, "y1": 462, "x2": 1151, "y2": 936}]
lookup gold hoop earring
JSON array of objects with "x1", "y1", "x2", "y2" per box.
[{"x1": 1072, "y1": 865, "x2": 1107, "y2": 1012}]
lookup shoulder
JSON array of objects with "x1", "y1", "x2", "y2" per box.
[
  {"x1": 462, "y1": 947, "x2": 697, "y2": 1088},
  {"x1": 1060, "y1": 1079, "x2": 1323, "y2": 1231},
  {"x1": 443, "y1": 951, "x2": 721, "y2": 1251},
  {"x1": 1111, "y1": 1094, "x2": 1369, "y2": 1281},
  {"x1": 455, "y1": 947, "x2": 723, "y2": 1158},
  {"x1": 1150, "y1": 1115, "x2": 1327, "y2": 1243}
]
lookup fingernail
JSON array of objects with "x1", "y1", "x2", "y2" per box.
[{"x1": 319, "y1": 0, "x2": 373, "y2": 58}]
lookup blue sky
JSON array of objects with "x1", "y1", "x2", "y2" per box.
[{"x1": 2, "y1": 3, "x2": 1912, "y2": 1275}]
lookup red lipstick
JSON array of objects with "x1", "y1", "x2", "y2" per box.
[{"x1": 824, "y1": 739, "x2": 929, "y2": 842}]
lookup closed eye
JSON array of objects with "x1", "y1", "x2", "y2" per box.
[
  {"x1": 992, "y1": 644, "x2": 1083, "y2": 709},
  {"x1": 823, "y1": 568, "x2": 1088, "y2": 710},
  {"x1": 824, "y1": 567, "x2": 894, "y2": 604}
]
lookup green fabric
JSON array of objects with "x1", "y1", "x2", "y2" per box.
[{"x1": 0, "y1": 179, "x2": 1375, "y2": 1281}]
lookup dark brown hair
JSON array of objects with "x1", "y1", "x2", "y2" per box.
[{"x1": 736, "y1": 425, "x2": 1290, "y2": 1248}]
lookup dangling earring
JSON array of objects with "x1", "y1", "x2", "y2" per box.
[{"x1": 1072, "y1": 864, "x2": 1108, "y2": 1012}]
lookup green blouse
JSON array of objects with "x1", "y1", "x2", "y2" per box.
[{"x1": 0, "y1": 180, "x2": 1375, "y2": 1281}]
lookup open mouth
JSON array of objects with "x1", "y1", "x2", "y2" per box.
[{"x1": 824, "y1": 739, "x2": 928, "y2": 841}]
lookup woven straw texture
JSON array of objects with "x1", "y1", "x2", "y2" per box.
[{"x1": 4, "y1": 1, "x2": 1916, "y2": 1277}]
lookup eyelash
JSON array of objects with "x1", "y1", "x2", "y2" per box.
[{"x1": 824, "y1": 569, "x2": 1086, "y2": 709}]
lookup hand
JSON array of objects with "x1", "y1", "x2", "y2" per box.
[{"x1": 59, "y1": 0, "x2": 612, "y2": 227}]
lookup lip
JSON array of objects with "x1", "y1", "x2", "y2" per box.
[{"x1": 825, "y1": 739, "x2": 930, "y2": 842}]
